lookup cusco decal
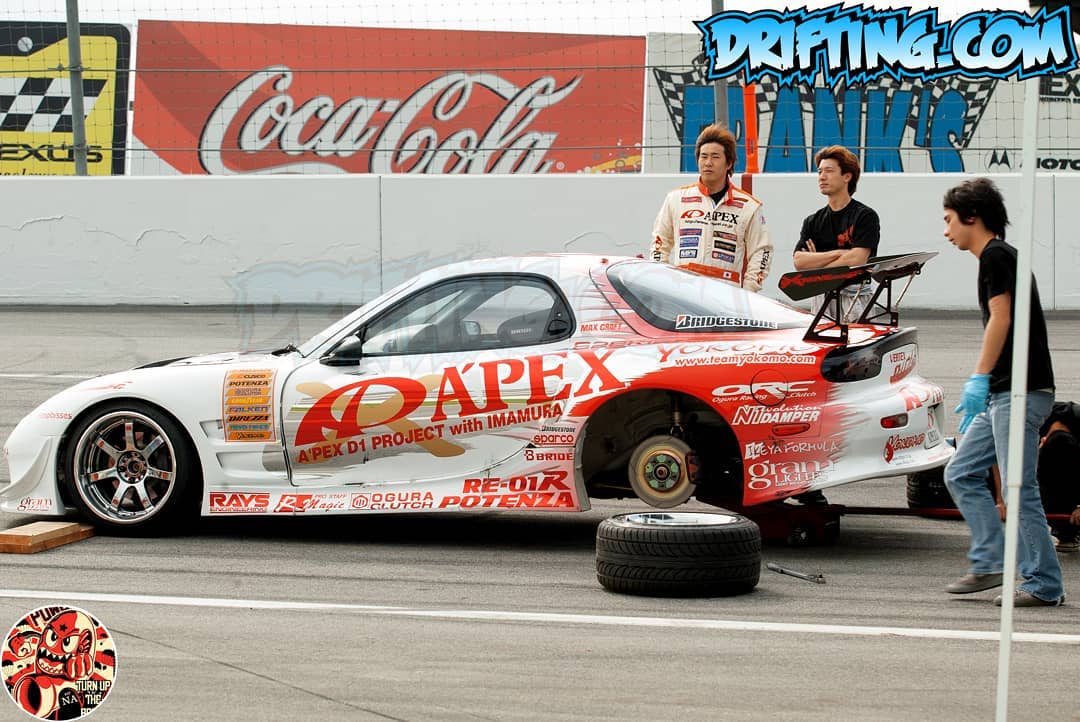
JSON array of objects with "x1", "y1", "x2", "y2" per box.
[
  {"x1": 697, "y1": 5, "x2": 1077, "y2": 86},
  {"x1": 292, "y1": 351, "x2": 622, "y2": 462},
  {"x1": 222, "y1": 369, "x2": 277, "y2": 442}
]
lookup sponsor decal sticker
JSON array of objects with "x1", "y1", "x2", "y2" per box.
[
  {"x1": 3, "y1": 605, "x2": 117, "y2": 719},
  {"x1": 208, "y1": 492, "x2": 271, "y2": 513},
  {"x1": 15, "y1": 497, "x2": 53, "y2": 513},
  {"x1": 884, "y1": 432, "x2": 926, "y2": 462},
  {"x1": 438, "y1": 471, "x2": 575, "y2": 509},
  {"x1": 675, "y1": 315, "x2": 778, "y2": 330},
  {"x1": 222, "y1": 369, "x2": 277, "y2": 442},
  {"x1": 713, "y1": 239, "x2": 737, "y2": 251}
]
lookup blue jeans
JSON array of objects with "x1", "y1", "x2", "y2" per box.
[{"x1": 944, "y1": 390, "x2": 1064, "y2": 601}]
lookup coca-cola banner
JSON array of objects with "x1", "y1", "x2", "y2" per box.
[{"x1": 132, "y1": 20, "x2": 644, "y2": 175}]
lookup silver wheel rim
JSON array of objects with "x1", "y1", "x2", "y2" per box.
[
  {"x1": 72, "y1": 411, "x2": 177, "y2": 524},
  {"x1": 617, "y1": 512, "x2": 740, "y2": 527}
]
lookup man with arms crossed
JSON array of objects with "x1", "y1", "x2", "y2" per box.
[
  {"x1": 793, "y1": 145, "x2": 880, "y2": 322},
  {"x1": 651, "y1": 124, "x2": 772, "y2": 292},
  {"x1": 942, "y1": 177, "x2": 1064, "y2": 607}
]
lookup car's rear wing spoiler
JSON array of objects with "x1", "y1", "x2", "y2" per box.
[{"x1": 778, "y1": 251, "x2": 938, "y2": 344}]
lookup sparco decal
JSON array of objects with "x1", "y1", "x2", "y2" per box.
[
  {"x1": 439, "y1": 471, "x2": 574, "y2": 509},
  {"x1": 208, "y1": 492, "x2": 270, "y2": 513},
  {"x1": 884, "y1": 433, "x2": 926, "y2": 462}
]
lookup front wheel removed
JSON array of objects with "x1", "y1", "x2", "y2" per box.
[{"x1": 595, "y1": 511, "x2": 761, "y2": 597}]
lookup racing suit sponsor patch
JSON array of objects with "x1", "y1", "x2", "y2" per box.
[{"x1": 679, "y1": 248, "x2": 697, "y2": 258}]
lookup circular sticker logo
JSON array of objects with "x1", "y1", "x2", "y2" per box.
[{"x1": 3, "y1": 606, "x2": 117, "y2": 720}]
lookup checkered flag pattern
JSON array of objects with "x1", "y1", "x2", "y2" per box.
[
  {"x1": 0, "y1": 76, "x2": 106, "y2": 133},
  {"x1": 652, "y1": 63, "x2": 708, "y2": 141}
]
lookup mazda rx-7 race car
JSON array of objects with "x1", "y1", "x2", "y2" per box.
[{"x1": 1, "y1": 254, "x2": 952, "y2": 533}]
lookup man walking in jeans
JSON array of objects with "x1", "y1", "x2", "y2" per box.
[{"x1": 941, "y1": 177, "x2": 1065, "y2": 607}]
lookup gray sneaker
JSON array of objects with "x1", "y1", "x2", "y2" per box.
[
  {"x1": 945, "y1": 572, "x2": 1004, "y2": 594},
  {"x1": 1054, "y1": 537, "x2": 1079, "y2": 553},
  {"x1": 994, "y1": 590, "x2": 1066, "y2": 607}
]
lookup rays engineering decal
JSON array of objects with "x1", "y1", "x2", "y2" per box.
[{"x1": 0, "y1": 22, "x2": 130, "y2": 176}]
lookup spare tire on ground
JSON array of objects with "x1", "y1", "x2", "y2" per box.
[
  {"x1": 595, "y1": 511, "x2": 761, "y2": 597},
  {"x1": 906, "y1": 464, "x2": 996, "y2": 511},
  {"x1": 906, "y1": 466, "x2": 955, "y2": 509}
]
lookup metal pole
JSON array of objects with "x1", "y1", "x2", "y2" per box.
[
  {"x1": 64, "y1": 0, "x2": 88, "y2": 175},
  {"x1": 993, "y1": 72, "x2": 1041, "y2": 722},
  {"x1": 711, "y1": 0, "x2": 728, "y2": 129}
]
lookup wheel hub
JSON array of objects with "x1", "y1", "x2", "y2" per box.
[
  {"x1": 644, "y1": 453, "x2": 680, "y2": 492},
  {"x1": 116, "y1": 451, "x2": 148, "y2": 483}
]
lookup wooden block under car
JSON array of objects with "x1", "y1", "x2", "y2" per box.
[{"x1": 0, "y1": 521, "x2": 95, "y2": 554}]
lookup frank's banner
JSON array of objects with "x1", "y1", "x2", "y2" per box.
[{"x1": 132, "y1": 20, "x2": 645, "y2": 175}]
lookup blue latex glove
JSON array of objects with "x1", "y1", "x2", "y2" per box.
[{"x1": 954, "y1": 373, "x2": 990, "y2": 434}]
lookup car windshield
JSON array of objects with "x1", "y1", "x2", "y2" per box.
[{"x1": 607, "y1": 261, "x2": 807, "y2": 333}]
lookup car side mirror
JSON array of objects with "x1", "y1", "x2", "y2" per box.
[
  {"x1": 322, "y1": 336, "x2": 364, "y2": 366},
  {"x1": 462, "y1": 320, "x2": 481, "y2": 338}
]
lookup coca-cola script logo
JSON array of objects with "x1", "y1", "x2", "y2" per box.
[{"x1": 199, "y1": 68, "x2": 581, "y2": 175}]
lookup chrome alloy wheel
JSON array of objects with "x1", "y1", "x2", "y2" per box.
[{"x1": 71, "y1": 411, "x2": 178, "y2": 524}]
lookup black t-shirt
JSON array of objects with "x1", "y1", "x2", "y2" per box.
[
  {"x1": 794, "y1": 199, "x2": 880, "y2": 257},
  {"x1": 977, "y1": 238, "x2": 1055, "y2": 393}
]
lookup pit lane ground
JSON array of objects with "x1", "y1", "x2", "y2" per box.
[{"x1": 1, "y1": 307, "x2": 1078, "y2": 721}]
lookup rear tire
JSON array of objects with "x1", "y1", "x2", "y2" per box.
[{"x1": 595, "y1": 511, "x2": 761, "y2": 597}]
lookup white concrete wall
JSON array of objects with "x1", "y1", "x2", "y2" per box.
[{"x1": 1, "y1": 173, "x2": 1074, "y2": 309}]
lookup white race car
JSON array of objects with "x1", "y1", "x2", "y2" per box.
[{"x1": 2, "y1": 254, "x2": 951, "y2": 533}]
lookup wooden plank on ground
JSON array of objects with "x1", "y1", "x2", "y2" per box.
[{"x1": 0, "y1": 521, "x2": 95, "y2": 554}]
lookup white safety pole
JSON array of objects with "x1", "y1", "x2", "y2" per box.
[{"x1": 994, "y1": 72, "x2": 1041, "y2": 722}]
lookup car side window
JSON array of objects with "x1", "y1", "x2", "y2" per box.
[{"x1": 357, "y1": 275, "x2": 571, "y2": 357}]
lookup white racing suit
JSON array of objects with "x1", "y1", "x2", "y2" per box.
[{"x1": 650, "y1": 180, "x2": 772, "y2": 292}]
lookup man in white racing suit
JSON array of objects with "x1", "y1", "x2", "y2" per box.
[{"x1": 650, "y1": 123, "x2": 772, "y2": 292}]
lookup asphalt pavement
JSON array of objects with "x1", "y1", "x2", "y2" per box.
[{"x1": 0, "y1": 306, "x2": 1078, "y2": 721}]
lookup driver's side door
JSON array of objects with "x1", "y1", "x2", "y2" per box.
[{"x1": 280, "y1": 273, "x2": 573, "y2": 487}]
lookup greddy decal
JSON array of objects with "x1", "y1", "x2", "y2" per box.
[{"x1": 1, "y1": 22, "x2": 130, "y2": 176}]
